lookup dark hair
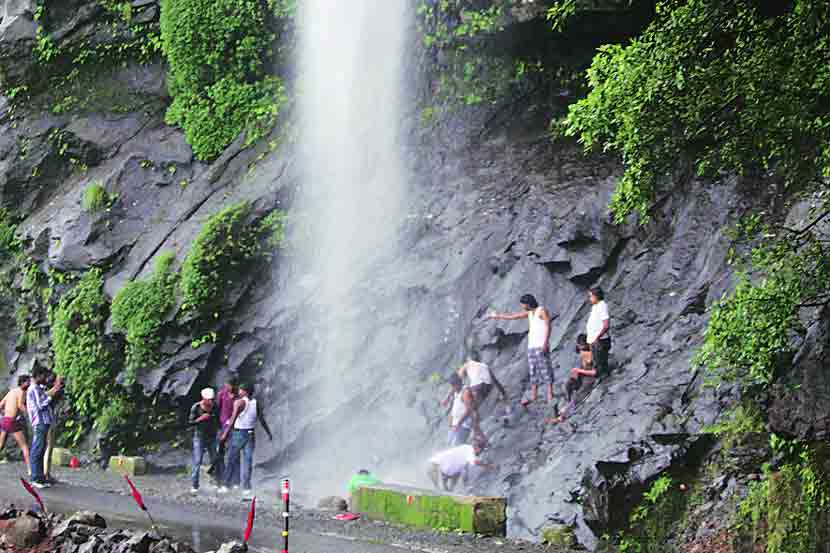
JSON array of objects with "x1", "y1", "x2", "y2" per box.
[
  {"x1": 358, "y1": 469, "x2": 370, "y2": 475},
  {"x1": 520, "y1": 294, "x2": 539, "y2": 309},
  {"x1": 32, "y1": 366, "x2": 50, "y2": 379},
  {"x1": 589, "y1": 286, "x2": 604, "y2": 301},
  {"x1": 239, "y1": 382, "x2": 254, "y2": 396},
  {"x1": 472, "y1": 438, "x2": 487, "y2": 450},
  {"x1": 17, "y1": 374, "x2": 31, "y2": 387},
  {"x1": 576, "y1": 333, "x2": 589, "y2": 352},
  {"x1": 227, "y1": 376, "x2": 239, "y2": 386},
  {"x1": 448, "y1": 373, "x2": 463, "y2": 388}
]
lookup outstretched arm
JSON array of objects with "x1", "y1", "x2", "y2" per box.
[
  {"x1": 486, "y1": 310, "x2": 529, "y2": 321},
  {"x1": 258, "y1": 409, "x2": 274, "y2": 441}
]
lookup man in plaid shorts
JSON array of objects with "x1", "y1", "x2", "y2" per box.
[{"x1": 487, "y1": 294, "x2": 554, "y2": 406}]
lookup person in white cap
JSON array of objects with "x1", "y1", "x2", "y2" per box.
[{"x1": 188, "y1": 387, "x2": 219, "y2": 494}]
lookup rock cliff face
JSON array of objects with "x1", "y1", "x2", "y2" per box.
[{"x1": 1, "y1": 0, "x2": 826, "y2": 549}]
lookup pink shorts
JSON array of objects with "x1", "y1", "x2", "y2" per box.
[{"x1": 0, "y1": 416, "x2": 24, "y2": 433}]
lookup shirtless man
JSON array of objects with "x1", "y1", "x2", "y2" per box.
[
  {"x1": 548, "y1": 334, "x2": 594, "y2": 425},
  {"x1": 0, "y1": 375, "x2": 31, "y2": 467}
]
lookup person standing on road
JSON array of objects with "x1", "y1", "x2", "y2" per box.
[
  {"x1": 487, "y1": 294, "x2": 554, "y2": 405},
  {"x1": 586, "y1": 287, "x2": 611, "y2": 379},
  {"x1": 26, "y1": 367, "x2": 63, "y2": 488},
  {"x1": 0, "y1": 375, "x2": 31, "y2": 468},
  {"x1": 43, "y1": 371, "x2": 64, "y2": 484},
  {"x1": 219, "y1": 382, "x2": 273, "y2": 499},
  {"x1": 189, "y1": 387, "x2": 220, "y2": 494},
  {"x1": 214, "y1": 377, "x2": 239, "y2": 488}
]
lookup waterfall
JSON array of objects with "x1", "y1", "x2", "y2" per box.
[{"x1": 282, "y1": 0, "x2": 412, "y2": 497}]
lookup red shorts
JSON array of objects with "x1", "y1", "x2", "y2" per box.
[{"x1": 0, "y1": 416, "x2": 24, "y2": 433}]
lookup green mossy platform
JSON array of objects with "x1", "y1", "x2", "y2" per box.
[
  {"x1": 353, "y1": 484, "x2": 506, "y2": 536},
  {"x1": 50, "y1": 448, "x2": 74, "y2": 467},
  {"x1": 108, "y1": 455, "x2": 147, "y2": 476}
]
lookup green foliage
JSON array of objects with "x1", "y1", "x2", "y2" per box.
[
  {"x1": 13, "y1": 0, "x2": 163, "y2": 108},
  {"x1": 566, "y1": 0, "x2": 830, "y2": 223},
  {"x1": 734, "y1": 444, "x2": 830, "y2": 553},
  {"x1": 49, "y1": 269, "x2": 124, "y2": 436},
  {"x1": 111, "y1": 251, "x2": 177, "y2": 381},
  {"x1": 546, "y1": 0, "x2": 577, "y2": 32},
  {"x1": 180, "y1": 203, "x2": 285, "y2": 318},
  {"x1": 703, "y1": 403, "x2": 765, "y2": 450},
  {"x1": 695, "y1": 208, "x2": 830, "y2": 391},
  {"x1": 616, "y1": 475, "x2": 690, "y2": 553},
  {"x1": 417, "y1": 1, "x2": 545, "y2": 112},
  {"x1": 0, "y1": 209, "x2": 20, "y2": 260},
  {"x1": 82, "y1": 181, "x2": 113, "y2": 212},
  {"x1": 160, "y1": 0, "x2": 288, "y2": 159}
]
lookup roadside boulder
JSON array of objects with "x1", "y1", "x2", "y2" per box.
[
  {"x1": 317, "y1": 496, "x2": 348, "y2": 512},
  {"x1": 1, "y1": 513, "x2": 45, "y2": 548}
]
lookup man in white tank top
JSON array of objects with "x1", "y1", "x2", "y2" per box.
[
  {"x1": 487, "y1": 293, "x2": 554, "y2": 406},
  {"x1": 218, "y1": 382, "x2": 273, "y2": 499}
]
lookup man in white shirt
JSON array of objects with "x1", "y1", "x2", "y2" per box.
[
  {"x1": 586, "y1": 286, "x2": 611, "y2": 378},
  {"x1": 427, "y1": 440, "x2": 494, "y2": 492}
]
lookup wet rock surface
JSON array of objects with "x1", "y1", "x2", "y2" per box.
[{"x1": 1, "y1": 1, "x2": 827, "y2": 550}]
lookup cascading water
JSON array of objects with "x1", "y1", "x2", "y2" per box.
[{"x1": 279, "y1": 0, "x2": 415, "y2": 497}]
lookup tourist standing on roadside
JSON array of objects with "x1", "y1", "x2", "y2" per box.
[
  {"x1": 487, "y1": 294, "x2": 554, "y2": 405},
  {"x1": 26, "y1": 367, "x2": 63, "y2": 488},
  {"x1": 586, "y1": 287, "x2": 611, "y2": 379},
  {"x1": 219, "y1": 382, "x2": 273, "y2": 499},
  {"x1": 43, "y1": 371, "x2": 64, "y2": 484},
  {"x1": 215, "y1": 377, "x2": 239, "y2": 488},
  {"x1": 0, "y1": 375, "x2": 31, "y2": 468},
  {"x1": 189, "y1": 387, "x2": 220, "y2": 494}
]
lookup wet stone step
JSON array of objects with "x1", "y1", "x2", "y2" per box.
[{"x1": 353, "y1": 484, "x2": 506, "y2": 537}]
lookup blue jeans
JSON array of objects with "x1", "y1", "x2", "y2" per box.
[
  {"x1": 223, "y1": 430, "x2": 255, "y2": 490},
  {"x1": 448, "y1": 425, "x2": 471, "y2": 446},
  {"x1": 191, "y1": 433, "x2": 217, "y2": 489},
  {"x1": 216, "y1": 428, "x2": 240, "y2": 487},
  {"x1": 30, "y1": 424, "x2": 49, "y2": 483}
]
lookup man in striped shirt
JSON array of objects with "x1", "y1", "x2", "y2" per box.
[{"x1": 26, "y1": 367, "x2": 63, "y2": 489}]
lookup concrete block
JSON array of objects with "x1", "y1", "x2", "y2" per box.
[
  {"x1": 353, "y1": 483, "x2": 506, "y2": 536},
  {"x1": 50, "y1": 447, "x2": 73, "y2": 467},
  {"x1": 108, "y1": 455, "x2": 147, "y2": 476}
]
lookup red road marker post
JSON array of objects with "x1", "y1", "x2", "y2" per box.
[
  {"x1": 20, "y1": 478, "x2": 46, "y2": 513},
  {"x1": 281, "y1": 478, "x2": 290, "y2": 553},
  {"x1": 124, "y1": 475, "x2": 157, "y2": 529},
  {"x1": 243, "y1": 496, "x2": 256, "y2": 544}
]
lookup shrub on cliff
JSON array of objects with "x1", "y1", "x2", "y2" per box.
[
  {"x1": 180, "y1": 202, "x2": 285, "y2": 319},
  {"x1": 111, "y1": 251, "x2": 178, "y2": 380},
  {"x1": 49, "y1": 269, "x2": 129, "y2": 439},
  {"x1": 160, "y1": 0, "x2": 286, "y2": 160}
]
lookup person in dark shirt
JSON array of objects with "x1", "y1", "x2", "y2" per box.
[
  {"x1": 214, "y1": 377, "x2": 239, "y2": 487},
  {"x1": 188, "y1": 388, "x2": 220, "y2": 494}
]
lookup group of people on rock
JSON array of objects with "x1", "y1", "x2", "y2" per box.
[
  {"x1": 187, "y1": 378, "x2": 273, "y2": 499},
  {"x1": 427, "y1": 287, "x2": 611, "y2": 491},
  {"x1": 0, "y1": 367, "x2": 64, "y2": 489}
]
